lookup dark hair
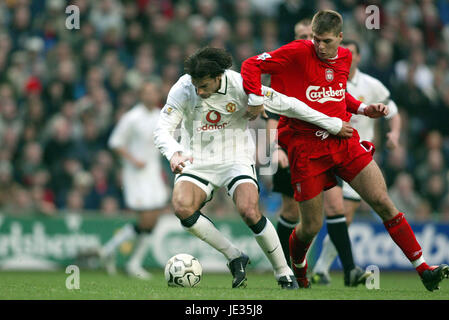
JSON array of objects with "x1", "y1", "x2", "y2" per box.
[
  {"x1": 184, "y1": 47, "x2": 232, "y2": 80},
  {"x1": 311, "y1": 10, "x2": 343, "y2": 36},
  {"x1": 341, "y1": 39, "x2": 360, "y2": 55}
]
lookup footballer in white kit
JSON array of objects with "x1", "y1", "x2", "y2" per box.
[
  {"x1": 100, "y1": 81, "x2": 169, "y2": 280},
  {"x1": 154, "y1": 47, "x2": 352, "y2": 289},
  {"x1": 154, "y1": 69, "x2": 346, "y2": 201},
  {"x1": 109, "y1": 102, "x2": 168, "y2": 209}
]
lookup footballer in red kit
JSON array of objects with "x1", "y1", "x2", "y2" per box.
[
  {"x1": 242, "y1": 36, "x2": 371, "y2": 202},
  {"x1": 241, "y1": 9, "x2": 449, "y2": 291}
]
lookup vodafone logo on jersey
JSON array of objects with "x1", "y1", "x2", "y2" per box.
[
  {"x1": 205, "y1": 110, "x2": 221, "y2": 123},
  {"x1": 305, "y1": 83, "x2": 345, "y2": 104},
  {"x1": 197, "y1": 110, "x2": 229, "y2": 132}
]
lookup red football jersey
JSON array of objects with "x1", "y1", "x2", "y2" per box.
[{"x1": 241, "y1": 40, "x2": 362, "y2": 133}]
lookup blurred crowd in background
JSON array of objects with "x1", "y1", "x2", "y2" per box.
[{"x1": 1, "y1": 0, "x2": 449, "y2": 222}]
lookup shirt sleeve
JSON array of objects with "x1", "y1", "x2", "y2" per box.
[
  {"x1": 385, "y1": 99, "x2": 399, "y2": 120},
  {"x1": 262, "y1": 86, "x2": 343, "y2": 135},
  {"x1": 372, "y1": 78, "x2": 391, "y2": 105},
  {"x1": 241, "y1": 41, "x2": 303, "y2": 100},
  {"x1": 345, "y1": 91, "x2": 363, "y2": 114},
  {"x1": 153, "y1": 81, "x2": 188, "y2": 161},
  {"x1": 108, "y1": 113, "x2": 132, "y2": 150}
]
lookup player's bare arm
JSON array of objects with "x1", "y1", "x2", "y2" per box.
[
  {"x1": 266, "y1": 118, "x2": 289, "y2": 168},
  {"x1": 112, "y1": 147, "x2": 146, "y2": 169},
  {"x1": 170, "y1": 151, "x2": 193, "y2": 174}
]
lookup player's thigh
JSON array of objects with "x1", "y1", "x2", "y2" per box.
[
  {"x1": 348, "y1": 160, "x2": 398, "y2": 220},
  {"x1": 323, "y1": 185, "x2": 344, "y2": 217},
  {"x1": 172, "y1": 180, "x2": 207, "y2": 218},
  {"x1": 233, "y1": 182, "x2": 261, "y2": 225},
  {"x1": 281, "y1": 195, "x2": 300, "y2": 222},
  {"x1": 138, "y1": 208, "x2": 165, "y2": 230}
]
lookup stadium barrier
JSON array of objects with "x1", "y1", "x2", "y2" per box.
[{"x1": 0, "y1": 213, "x2": 448, "y2": 272}]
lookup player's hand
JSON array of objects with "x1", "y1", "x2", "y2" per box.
[
  {"x1": 271, "y1": 148, "x2": 289, "y2": 168},
  {"x1": 386, "y1": 131, "x2": 400, "y2": 149},
  {"x1": 132, "y1": 158, "x2": 146, "y2": 169},
  {"x1": 245, "y1": 104, "x2": 266, "y2": 121},
  {"x1": 336, "y1": 121, "x2": 354, "y2": 138},
  {"x1": 170, "y1": 152, "x2": 193, "y2": 174},
  {"x1": 364, "y1": 103, "x2": 389, "y2": 118}
]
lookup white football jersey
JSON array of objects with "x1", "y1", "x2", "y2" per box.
[
  {"x1": 347, "y1": 69, "x2": 398, "y2": 142},
  {"x1": 155, "y1": 69, "x2": 255, "y2": 165},
  {"x1": 154, "y1": 69, "x2": 344, "y2": 166},
  {"x1": 108, "y1": 103, "x2": 168, "y2": 210}
]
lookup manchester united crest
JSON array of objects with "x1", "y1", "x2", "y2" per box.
[
  {"x1": 226, "y1": 102, "x2": 236, "y2": 113},
  {"x1": 325, "y1": 68, "x2": 334, "y2": 82}
]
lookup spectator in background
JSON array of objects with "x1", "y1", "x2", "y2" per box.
[
  {"x1": 389, "y1": 172, "x2": 423, "y2": 220},
  {"x1": 167, "y1": 1, "x2": 193, "y2": 47},
  {"x1": 89, "y1": 0, "x2": 124, "y2": 40},
  {"x1": 65, "y1": 189, "x2": 86, "y2": 214},
  {"x1": 14, "y1": 142, "x2": 44, "y2": 186},
  {"x1": 277, "y1": 0, "x2": 315, "y2": 43},
  {"x1": 100, "y1": 196, "x2": 120, "y2": 216},
  {"x1": 42, "y1": 117, "x2": 76, "y2": 173},
  {"x1": 0, "y1": 162, "x2": 15, "y2": 211}
]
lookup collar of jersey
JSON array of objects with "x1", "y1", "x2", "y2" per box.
[{"x1": 216, "y1": 73, "x2": 228, "y2": 95}]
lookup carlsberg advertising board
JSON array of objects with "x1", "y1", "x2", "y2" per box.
[{"x1": 0, "y1": 213, "x2": 448, "y2": 271}]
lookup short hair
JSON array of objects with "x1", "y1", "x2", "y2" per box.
[
  {"x1": 184, "y1": 47, "x2": 232, "y2": 80},
  {"x1": 311, "y1": 10, "x2": 343, "y2": 36},
  {"x1": 295, "y1": 18, "x2": 312, "y2": 28},
  {"x1": 341, "y1": 39, "x2": 360, "y2": 55}
]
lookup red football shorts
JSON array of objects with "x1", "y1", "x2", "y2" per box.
[{"x1": 285, "y1": 129, "x2": 375, "y2": 202}]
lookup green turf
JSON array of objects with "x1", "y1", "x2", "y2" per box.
[{"x1": 0, "y1": 269, "x2": 448, "y2": 300}]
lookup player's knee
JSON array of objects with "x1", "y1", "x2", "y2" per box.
[
  {"x1": 370, "y1": 193, "x2": 396, "y2": 220},
  {"x1": 281, "y1": 200, "x2": 300, "y2": 222},
  {"x1": 345, "y1": 214, "x2": 354, "y2": 226},
  {"x1": 237, "y1": 203, "x2": 260, "y2": 225},
  {"x1": 172, "y1": 197, "x2": 197, "y2": 220},
  {"x1": 299, "y1": 218, "x2": 322, "y2": 239},
  {"x1": 324, "y1": 201, "x2": 344, "y2": 217}
]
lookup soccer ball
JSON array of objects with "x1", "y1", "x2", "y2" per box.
[{"x1": 164, "y1": 253, "x2": 202, "y2": 287}]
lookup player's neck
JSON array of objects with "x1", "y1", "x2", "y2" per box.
[
  {"x1": 143, "y1": 103, "x2": 154, "y2": 110},
  {"x1": 214, "y1": 78, "x2": 222, "y2": 93}
]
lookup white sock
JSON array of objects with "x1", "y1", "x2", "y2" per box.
[
  {"x1": 412, "y1": 255, "x2": 426, "y2": 268},
  {"x1": 127, "y1": 233, "x2": 153, "y2": 268},
  {"x1": 313, "y1": 234, "x2": 338, "y2": 275},
  {"x1": 103, "y1": 223, "x2": 137, "y2": 256},
  {"x1": 254, "y1": 219, "x2": 293, "y2": 279},
  {"x1": 185, "y1": 215, "x2": 242, "y2": 261}
]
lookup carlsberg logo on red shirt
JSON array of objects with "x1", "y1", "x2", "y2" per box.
[{"x1": 306, "y1": 84, "x2": 345, "y2": 103}]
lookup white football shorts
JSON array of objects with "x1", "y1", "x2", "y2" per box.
[
  {"x1": 122, "y1": 168, "x2": 169, "y2": 211},
  {"x1": 174, "y1": 161, "x2": 259, "y2": 202},
  {"x1": 342, "y1": 180, "x2": 361, "y2": 201}
]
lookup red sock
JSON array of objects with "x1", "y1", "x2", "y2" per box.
[
  {"x1": 289, "y1": 229, "x2": 311, "y2": 265},
  {"x1": 384, "y1": 212, "x2": 429, "y2": 275}
]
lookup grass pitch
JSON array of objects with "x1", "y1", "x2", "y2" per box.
[{"x1": 0, "y1": 269, "x2": 448, "y2": 300}]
